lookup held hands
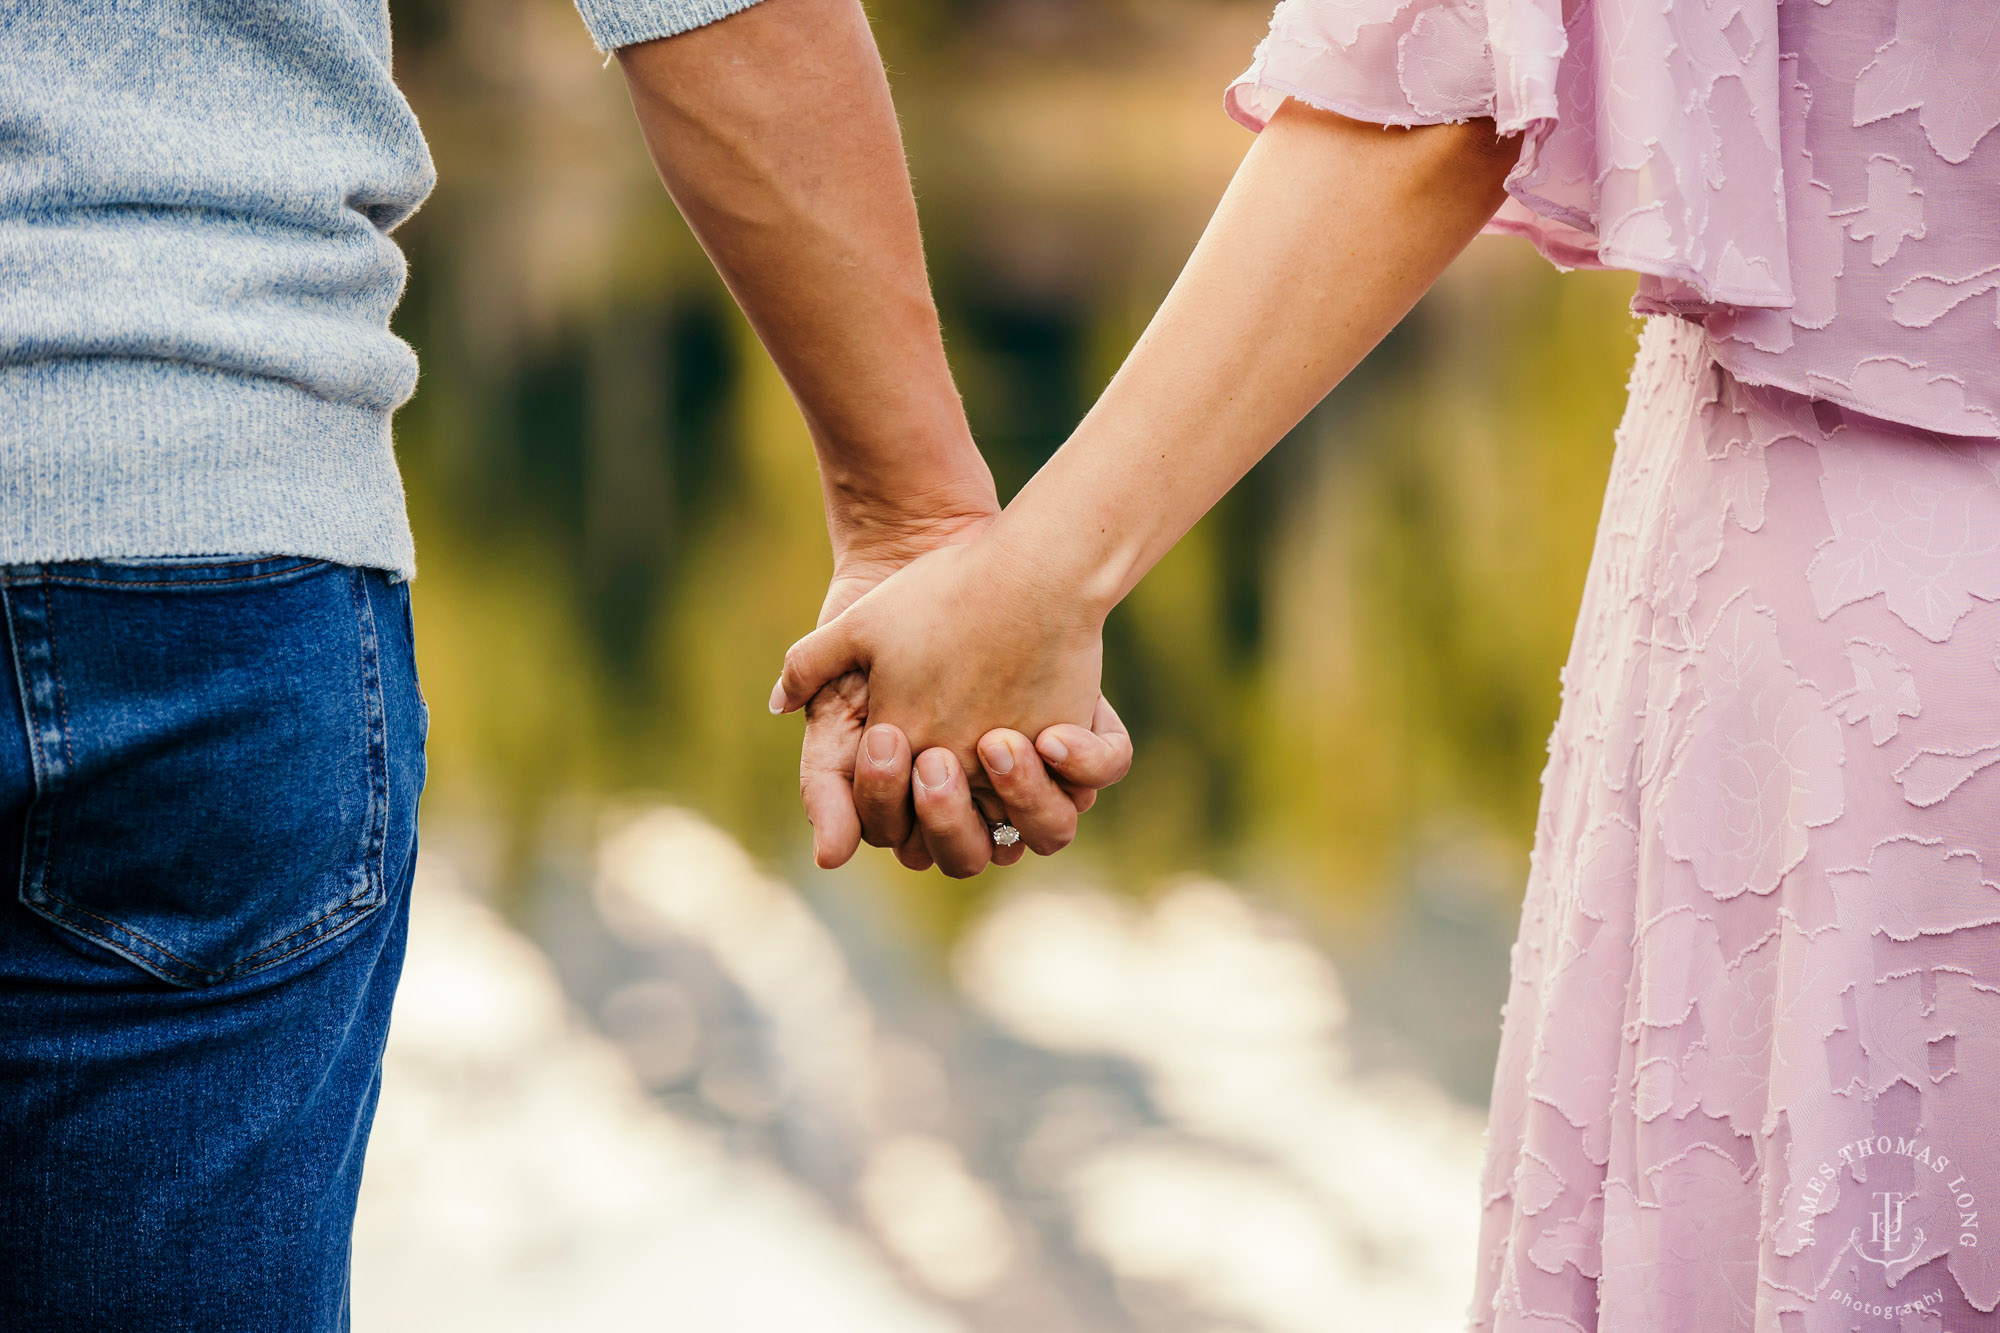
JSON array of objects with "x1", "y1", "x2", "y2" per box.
[{"x1": 778, "y1": 527, "x2": 1127, "y2": 876}]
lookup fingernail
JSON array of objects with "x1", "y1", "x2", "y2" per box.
[
  {"x1": 767, "y1": 678, "x2": 787, "y2": 714},
  {"x1": 1038, "y1": 735, "x2": 1069, "y2": 765},
  {"x1": 914, "y1": 750, "x2": 953, "y2": 792},
  {"x1": 978, "y1": 736, "x2": 1015, "y2": 776},
  {"x1": 865, "y1": 726, "x2": 898, "y2": 766}
]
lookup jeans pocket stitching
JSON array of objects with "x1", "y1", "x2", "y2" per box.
[
  {"x1": 11, "y1": 567, "x2": 395, "y2": 989},
  {"x1": 43, "y1": 562, "x2": 329, "y2": 591},
  {"x1": 358, "y1": 567, "x2": 390, "y2": 904},
  {"x1": 12, "y1": 576, "x2": 67, "y2": 926},
  {"x1": 27, "y1": 895, "x2": 227, "y2": 979},
  {"x1": 224, "y1": 571, "x2": 390, "y2": 981},
  {"x1": 19, "y1": 574, "x2": 235, "y2": 983}
]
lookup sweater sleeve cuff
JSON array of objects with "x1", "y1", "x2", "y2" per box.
[{"x1": 572, "y1": 0, "x2": 769, "y2": 52}]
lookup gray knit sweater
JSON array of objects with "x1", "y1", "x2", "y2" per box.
[{"x1": 0, "y1": 0, "x2": 763, "y2": 580}]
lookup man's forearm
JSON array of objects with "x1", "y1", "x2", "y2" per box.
[{"x1": 615, "y1": 0, "x2": 994, "y2": 553}]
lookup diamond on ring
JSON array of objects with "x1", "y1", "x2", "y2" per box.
[{"x1": 990, "y1": 822, "x2": 1021, "y2": 848}]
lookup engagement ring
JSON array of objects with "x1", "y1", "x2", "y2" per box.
[{"x1": 990, "y1": 821, "x2": 1020, "y2": 848}]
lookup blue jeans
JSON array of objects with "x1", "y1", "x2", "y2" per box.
[{"x1": 0, "y1": 557, "x2": 426, "y2": 1332}]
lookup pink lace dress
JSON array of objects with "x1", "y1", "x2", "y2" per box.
[{"x1": 1228, "y1": 2, "x2": 2000, "y2": 1329}]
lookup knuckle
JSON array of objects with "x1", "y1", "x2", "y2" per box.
[
  {"x1": 1028, "y1": 828, "x2": 1073, "y2": 856},
  {"x1": 913, "y1": 796, "x2": 962, "y2": 832},
  {"x1": 857, "y1": 764, "x2": 907, "y2": 798},
  {"x1": 1069, "y1": 746, "x2": 1111, "y2": 780},
  {"x1": 863, "y1": 814, "x2": 908, "y2": 847}
]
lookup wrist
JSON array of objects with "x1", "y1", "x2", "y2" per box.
[
  {"x1": 983, "y1": 427, "x2": 1172, "y2": 627},
  {"x1": 984, "y1": 499, "x2": 1132, "y2": 635},
  {"x1": 822, "y1": 445, "x2": 1000, "y2": 571}
]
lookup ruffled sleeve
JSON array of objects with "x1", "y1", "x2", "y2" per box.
[{"x1": 1226, "y1": 0, "x2": 1797, "y2": 312}]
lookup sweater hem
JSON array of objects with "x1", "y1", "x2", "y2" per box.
[
  {"x1": 573, "y1": 0, "x2": 769, "y2": 52},
  {"x1": 0, "y1": 359, "x2": 418, "y2": 580}
]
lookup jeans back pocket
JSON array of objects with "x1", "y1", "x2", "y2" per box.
[{"x1": 4, "y1": 558, "x2": 393, "y2": 987}]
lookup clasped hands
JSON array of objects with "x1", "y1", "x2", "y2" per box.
[{"x1": 772, "y1": 491, "x2": 1128, "y2": 877}]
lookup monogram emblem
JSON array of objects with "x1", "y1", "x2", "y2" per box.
[{"x1": 1853, "y1": 1191, "x2": 1927, "y2": 1269}]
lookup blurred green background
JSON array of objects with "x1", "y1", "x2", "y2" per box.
[{"x1": 385, "y1": 0, "x2": 1639, "y2": 1094}]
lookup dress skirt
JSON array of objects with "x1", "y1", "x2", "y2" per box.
[{"x1": 1474, "y1": 317, "x2": 2000, "y2": 1333}]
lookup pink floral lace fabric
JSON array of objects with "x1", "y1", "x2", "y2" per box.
[
  {"x1": 1225, "y1": 2, "x2": 2000, "y2": 1328},
  {"x1": 1476, "y1": 318, "x2": 2000, "y2": 1331},
  {"x1": 1226, "y1": 0, "x2": 2000, "y2": 439}
]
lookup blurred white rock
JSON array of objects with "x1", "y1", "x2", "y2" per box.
[
  {"x1": 353, "y1": 812, "x2": 1486, "y2": 1333},
  {"x1": 351, "y1": 855, "x2": 965, "y2": 1333},
  {"x1": 595, "y1": 807, "x2": 887, "y2": 1135},
  {"x1": 858, "y1": 1135, "x2": 1018, "y2": 1300},
  {"x1": 956, "y1": 881, "x2": 1484, "y2": 1333}
]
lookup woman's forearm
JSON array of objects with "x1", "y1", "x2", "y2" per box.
[
  {"x1": 617, "y1": 0, "x2": 996, "y2": 549},
  {"x1": 991, "y1": 102, "x2": 1520, "y2": 617}
]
